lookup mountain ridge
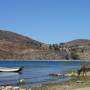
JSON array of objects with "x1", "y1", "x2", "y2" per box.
[{"x1": 0, "y1": 30, "x2": 90, "y2": 60}]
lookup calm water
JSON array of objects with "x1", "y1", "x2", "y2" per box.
[{"x1": 0, "y1": 60, "x2": 90, "y2": 88}]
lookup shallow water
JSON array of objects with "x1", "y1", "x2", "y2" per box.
[{"x1": 0, "y1": 60, "x2": 90, "y2": 88}]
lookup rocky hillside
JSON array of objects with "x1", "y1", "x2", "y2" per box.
[
  {"x1": 65, "y1": 39, "x2": 90, "y2": 47},
  {"x1": 65, "y1": 39, "x2": 90, "y2": 60},
  {"x1": 0, "y1": 30, "x2": 90, "y2": 60},
  {"x1": 0, "y1": 30, "x2": 62, "y2": 59}
]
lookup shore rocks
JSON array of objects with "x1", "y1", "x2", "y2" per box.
[
  {"x1": 49, "y1": 73, "x2": 64, "y2": 77},
  {"x1": 19, "y1": 79, "x2": 27, "y2": 85},
  {"x1": 76, "y1": 81, "x2": 83, "y2": 83},
  {"x1": 0, "y1": 86, "x2": 32, "y2": 90}
]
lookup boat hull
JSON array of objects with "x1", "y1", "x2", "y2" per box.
[{"x1": 0, "y1": 67, "x2": 23, "y2": 72}]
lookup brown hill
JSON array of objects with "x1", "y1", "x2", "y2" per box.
[
  {"x1": 66, "y1": 39, "x2": 90, "y2": 47},
  {"x1": 0, "y1": 30, "x2": 62, "y2": 59},
  {"x1": 0, "y1": 30, "x2": 90, "y2": 60},
  {"x1": 65, "y1": 39, "x2": 90, "y2": 60}
]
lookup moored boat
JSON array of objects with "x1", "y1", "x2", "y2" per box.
[{"x1": 0, "y1": 67, "x2": 23, "y2": 72}]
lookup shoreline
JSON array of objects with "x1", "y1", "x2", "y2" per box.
[
  {"x1": 0, "y1": 59, "x2": 90, "y2": 61},
  {"x1": 31, "y1": 76, "x2": 90, "y2": 90},
  {"x1": 0, "y1": 60, "x2": 90, "y2": 90},
  {"x1": 0, "y1": 73, "x2": 90, "y2": 90}
]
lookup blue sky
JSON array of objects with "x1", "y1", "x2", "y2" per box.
[{"x1": 0, "y1": 0, "x2": 90, "y2": 44}]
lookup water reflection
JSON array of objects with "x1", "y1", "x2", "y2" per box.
[{"x1": 0, "y1": 72, "x2": 21, "y2": 77}]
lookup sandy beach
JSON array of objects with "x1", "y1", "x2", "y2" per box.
[
  {"x1": 32, "y1": 76, "x2": 90, "y2": 90},
  {"x1": 72, "y1": 87, "x2": 90, "y2": 90},
  {"x1": 0, "y1": 85, "x2": 90, "y2": 90},
  {"x1": 32, "y1": 85, "x2": 90, "y2": 90},
  {"x1": 32, "y1": 84, "x2": 90, "y2": 90}
]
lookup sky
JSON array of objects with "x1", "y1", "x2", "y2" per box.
[{"x1": 0, "y1": 0, "x2": 90, "y2": 44}]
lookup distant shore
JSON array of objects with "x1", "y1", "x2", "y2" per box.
[{"x1": 0, "y1": 59, "x2": 90, "y2": 61}]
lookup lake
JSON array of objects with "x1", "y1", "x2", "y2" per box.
[{"x1": 0, "y1": 60, "x2": 90, "y2": 88}]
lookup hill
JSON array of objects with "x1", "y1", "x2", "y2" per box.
[
  {"x1": 0, "y1": 30, "x2": 90, "y2": 60},
  {"x1": 65, "y1": 39, "x2": 90, "y2": 47},
  {"x1": 0, "y1": 30, "x2": 62, "y2": 59},
  {"x1": 65, "y1": 39, "x2": 90, "y2": 60}
]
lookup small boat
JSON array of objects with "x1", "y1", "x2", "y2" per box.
[{"x1": 0, "y1": 67, "x2": 23, "y2": 72}]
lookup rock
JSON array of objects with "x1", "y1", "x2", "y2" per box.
[
  {"x1": 19, "y1": 79, "x2": 27, "y2": 85},
  {"x1": 5, "y1": 86, "x2": 13, "y2": 90},
  {"x1": 13, "y1": 86, "x2": 20, "y2": 90},
  {"x1": 49, "y1": 73, "x2": 64, "y2": 77},
  {"x1": 0, "y1": 86, "x2": 30, "y2": 90},
  {"x1": 76, "y1": 80, "x2": 83, "y2": 83},
  {"x1": 0, "y1": 86, "x2": 5, "y2": 90},
  {"x1": 19, "y1": 88, "x2": 27, "y2": 90},
  {"x1": 28, "y1": 88, "x2": 32, "y2": 90}
]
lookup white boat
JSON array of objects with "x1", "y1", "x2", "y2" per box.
[{"x1": 0, "y1": 67, "x2": 23, "y2": 72}]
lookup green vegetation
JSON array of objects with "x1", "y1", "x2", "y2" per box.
[
  {"x1": 66, "y1": 70, "x2": 77, "y2": 74},
  {"x1": 70, "y1": 51, "x2": 79, "y2": 60}
]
